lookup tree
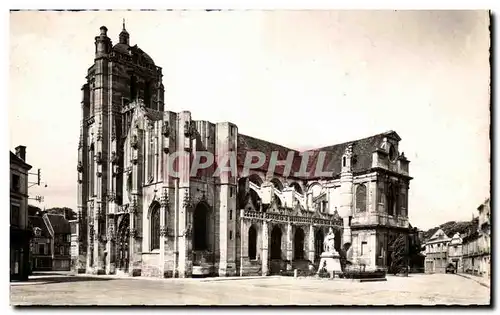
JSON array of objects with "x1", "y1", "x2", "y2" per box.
[
  {"x1": 390, "y1": 234, "x2": 408, "y2": 275},
  {"x1": 45, "y1": 207, "x2": 77, "y2": 220}
]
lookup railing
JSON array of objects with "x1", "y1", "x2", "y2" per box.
[{"x1": 241, "y1": 209, "x2": 342, "y2": 227}]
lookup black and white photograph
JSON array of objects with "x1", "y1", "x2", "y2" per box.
[{"x1": 7, "y1": 8, "x2": 491, "y2": 306}]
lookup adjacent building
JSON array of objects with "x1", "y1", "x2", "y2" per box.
[
  {"x1": 46, "y1": 213, "x2": 72, "y2": 270},
  {"x1": 10, "y1": 146, "x2": 33, "y2": 281},
  {"x1": 424, "y1": 198, "x2": 491, "y2": 277},
  {"x1": 28, "y1": 208, "x2": 72, "y2": 272},
  {"x1": 424, "y1": 229, "x2": 451, "y2": 273},
  {"x1": 447, "y1": 232, "x2": 463, "y2": 272},
  {"x1": 73, "y1": 24, "x2": 413, "y2": 278},
  {"x1": 28, "y1": 206, "x2": 52, "y2": 271},
  {"x1": 462, "y1": 198, "x2": 490, "y2": 278}
]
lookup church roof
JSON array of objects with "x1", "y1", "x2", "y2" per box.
[
  {"x1": 46, "y1": 214, "x2": 71, "y2": 234},
  {"x1": 236, "y1": 130, "x2": 403, "y2": 179},
  {"x1": 237, "y1": 134, "x2": 303, "y2": 176},
  {"x1": 10, "y1": 151, "x2": 32, "y2": 169},
  {"x1": 112, "y1": 43, "x2": 155, "y2": 65}
]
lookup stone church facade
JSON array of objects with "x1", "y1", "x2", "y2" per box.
[{"x1": 73, "y1": 24, "x2": 413, "y2": 278}]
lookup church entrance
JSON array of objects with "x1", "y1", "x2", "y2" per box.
[
  {"x1": 116, "y1": 215, "x2": 130, "y2": 272},
  {"x1": 270, "y1": 226, "x2": 282, "y2": 260},
  {"x1": 315, "y1": 229, "x2": 324, "y2": 262},
  {"x1": 248, "y1": 225, "x2": 257, "y2": 260},
  {"x1": 193, "y1": 203, "x2": 209, "y2": 251},
  {"x1": 294, "y1": 227, "x2": 305, "y2": 260}
]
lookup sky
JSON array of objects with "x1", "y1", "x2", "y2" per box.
[{"x1": 9, "y1": 10, "x2": 490, "y2": 230}]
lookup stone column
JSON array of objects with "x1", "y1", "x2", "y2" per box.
[
  {"x1": 159, "y1": 191, "x2": 168, "y2": 278},
  {"x1": 128, "y1": 202, "x2": 136, "y2": 276},
  {"x1": 105, "y1": 217, "x2": 115, "y2": 275},
  {"x1": 239, "y1": 216, "x2": 247, "y2": 276},
  {"x1": 343, "y1": 217, "x2": 352, "y2": 246},
  {"x1": 86, "y1": 202, "x2": 94, "y2": 272},
  {"x1": 308, "y1": 225, "x2": 315, "y2": 262},
  {"x1": 261, "y1": 220, "x2": 269, "y2": 276},
  {"x1": 286, "y1": 223, "x2": 293, "y2": 265},
  {"x1": 93, "y1": 202, "x2": 102, "y2": 274}
]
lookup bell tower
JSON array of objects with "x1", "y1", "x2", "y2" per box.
[{"x1": 76, "y1": 23, "x2": 165, "y2": 276}]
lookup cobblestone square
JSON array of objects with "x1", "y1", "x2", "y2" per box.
[{"x1": 10, "y1": 273, "x2": 490, "y2": 306}]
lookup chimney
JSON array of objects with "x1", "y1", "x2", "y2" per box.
[{"x1": 15, "y1": 145, "x2": 26, "y2": 161}]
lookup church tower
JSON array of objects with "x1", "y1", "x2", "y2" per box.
[{"x1": 76, "y1": 23, "x2": 165, "y2": 274}]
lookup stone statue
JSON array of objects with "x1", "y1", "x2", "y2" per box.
[
  {"x1": 323, "y1": 227, "x2": 337, "y2": 254},
  {"x1": 317, "y1": 227, "x2": 342, "y2": 277}
]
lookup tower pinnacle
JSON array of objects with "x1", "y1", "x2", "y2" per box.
[{"x1": 119, "y1": 19, "x2": 130, "y2": 45}]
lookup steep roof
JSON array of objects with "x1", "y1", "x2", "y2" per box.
[
  {"x1": 28, "y1": 215, "x2": 50, "y2": 238},
  {"x1": 237, "y1": 134, "x2": 303, "y2": 176},
  {"x1": 46, "y1": 214, "x2": 71, "y2": 234},
  {"x1": 237, "y1": 130, "x2": 401, "y2": 179},
  {"x1": 425, "y1": 228, "x2": 451, "y2": 244},
  {"x1": 10, "y1": 151, "x2": 32, "y2": 170}
]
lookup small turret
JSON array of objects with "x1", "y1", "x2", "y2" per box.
[
  {"x1": 341, "y1": 143, "x2": 353, "y2": 173},
  {"x1": 95, "y1": 26, "x2": 112, "y2": 58},
  {"x1": 119, "y1": 19, "x2": 130, "y2": 45}
]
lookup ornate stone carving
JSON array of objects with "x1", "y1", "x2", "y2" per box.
[
  {"x1": 77, "y1": 161, "x2": 84, "y2": 173},
  {"x1": 107, "y1": 192, "x2": 116, "y2": 202},
  {"x1": 162, "y1": 122, "x2": 170, "y2": 137},
  {"x1": 96, "y1": 121, "x2": 102, "y2": 141},
  {"x1": 107, "y1": 227, "x2": 115, "y2": 243},
  {"x1": 131, "y1": 135, "x2": 139, "y2": 149},
  {"x1": 183, "y1": 192, "x2": 194, "y2": 210},
  {"x1": 86, "y1": 116, "x2": 95, "y2": 126},
  {"x1": 96, "y1": 171, "x2": 102, "y2": 178},
  {"x1": 113, "y1": 166, "x2": 121, "y2": 177},
  {"x1": 78, "y1": 133, "x2": 83, "y2": 149},
  {"x1": 129, "y1": 228, "x2": 139, "y2": 239},
  {"x1": 128, "y1": 201, "x2": 138, "y2": 214},
  {"x1": 160, "y1": 226, "x2": 168, "y2": 237},
  {"x1": 96, "y1": 152, "x2": 103, "y2": 164},
  {"x1": 110, "y1": 151, "x2": 119, "y2": 164},
  {"x1": 160, "y1": 190, "x2": 169, "y2": 208},
  {"x1": 184, "y1": 121, "x2": 197, "y2": 139},
  {"x1": 77, "y1": 179, "x2": 83, "y2": 184},
  {"x1": 89, "y1": 224, "x2": 95, "y2": 241},
  {"x1": 182, "y1": 226, "x2": 192, "y2": 237}
]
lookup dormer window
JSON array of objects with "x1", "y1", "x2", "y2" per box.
[{"x1": 389, "y1": 144, "x2": 397, "y2": 162}]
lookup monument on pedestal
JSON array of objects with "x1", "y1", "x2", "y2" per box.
[{"x1": 317, "y1": 227, "x2": 342, "y2": 278}]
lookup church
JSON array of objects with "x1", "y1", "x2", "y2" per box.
[{"x1": 73, "y1": 24, "x2": 413, "y2": 278}]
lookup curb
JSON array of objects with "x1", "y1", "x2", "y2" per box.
[
  {"x1": 72, "y1": 273, "x2": 284, "y2": 283},
  {"x1": 456, "y1": 273, "x2": 490, "y2": 288}
]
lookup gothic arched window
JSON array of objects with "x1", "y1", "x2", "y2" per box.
[
  {"x1": 150, "y1": 204, "x2": 160, "y2": 251},
  {"x1": 89, "y1": 144, "x2": 95, "y2": 197},
  {"x1": 147, "y1": 134, "x2": 154, "y2": 182},
  {"x1": 356, "y1": 184, "x2": 367, "y2": 213}
]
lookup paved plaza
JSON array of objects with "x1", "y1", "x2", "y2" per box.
[{"x1": 10, "y1": 272, "x2": 490, "y2": 306}]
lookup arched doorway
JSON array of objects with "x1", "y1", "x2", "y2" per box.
[
  {"x1": 149, "y1": 202, "x2": 161, "y2": 251},
  {"x1": 248, "y1": 225, "x2": 257, "y2": 260},
  {"x1": 193, "y1": 203, "x2": 210, "y2": 251},
  {"x1": 294, "y1": 227, "x2": 305, "y2": 260},
  {"x1": 116, "y1": 215, "x2": 130, "y2": 272},
  {"x1": 315, "y1": 229, "x2": 324, "y2": 262},
  {"x1": 270, "y1": 226, "x2": 282, "y2": 260}
]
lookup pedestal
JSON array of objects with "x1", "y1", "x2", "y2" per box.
[{"x1": 317, "y1": 251, "x2": 342, "y2": 278}]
